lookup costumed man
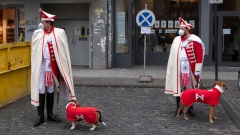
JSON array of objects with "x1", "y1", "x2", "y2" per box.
[
  {"x1": 165, "y1": 17, "x2": 205, "y2": 117},
  {"x1": 31, "y1": 9, "x2": 77, "y2": 127}
]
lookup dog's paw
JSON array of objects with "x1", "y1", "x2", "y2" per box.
[
  {"x1": 184, "y1": 117, "x2": 189, "y2": 121},
  {"x1": 90, "y1": 125, "x2": 97, "y2": 131},
  {"x1": 101, "y1": 122, "x2": 107, "y2": 126},
  {"x1": 213, "y1": 116, "x2": 218, "y2": 120},
  {"x1": 210, "y1": 120, "x2": 214, "y2": 123}
]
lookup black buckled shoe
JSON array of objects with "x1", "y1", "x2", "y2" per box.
[
  {"x1": 33, "y1": 114, "x2": 44, "y2": 127},
  {"x1": 47, "y1": 113, "x2": 61, "y2": 122}
]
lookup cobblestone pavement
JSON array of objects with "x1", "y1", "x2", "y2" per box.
[{"x1": 0, "y1": 86, "x2": 239, "y2": 135}]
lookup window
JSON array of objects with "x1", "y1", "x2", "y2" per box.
[
  {"x1": 115, "y1": 0, "x2": 128, "y2": 54},
  {"x1": 18, "y1": 7, "x2": 25, "y2": 42},
  {"x1": 137, "y1": 0, "x2": 199, "y2": 52}
]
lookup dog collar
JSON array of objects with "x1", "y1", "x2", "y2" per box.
[
  {"x1": 215, "y1": 85, "x2": 224, "y2": 94},
  {"x1": 66, "y1": 102, "x2": 76, "y2": 109}
]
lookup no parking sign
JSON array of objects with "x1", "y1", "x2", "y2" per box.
[
  {"x1": 136, "y1": 9, "x2": 155, "y2": 27},
  {"x1": 136, "y1": 5, "x2": 154, "y2": 82}
]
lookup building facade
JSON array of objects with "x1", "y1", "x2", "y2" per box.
[{"x1": 0, "y1": 0, "x2": 240, "y2": 69}]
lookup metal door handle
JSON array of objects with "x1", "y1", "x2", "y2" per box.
[
  {"x1": 222, "y1": 34, "x2": 224, "y2": 52},
  {"x1": 72, "y1": 38, "x2": 76, "y2": 45}
]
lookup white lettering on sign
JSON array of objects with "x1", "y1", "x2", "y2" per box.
[
  {"x1": 209, "y1": 0, "x2": 223, "y2": 4},
  {"x1": 141, "y1": 27, "x2": 151, "y2": 34}
]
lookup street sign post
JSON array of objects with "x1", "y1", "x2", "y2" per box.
[
  {"x1": 136, "y1": 4, "x2": 155, "y2": 82},
  {"x1": 209, "y1": 0, "x2": 223, "y2": 81}
]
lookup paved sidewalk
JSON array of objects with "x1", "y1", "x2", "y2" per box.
[
  {"x1": 72, "y1": 65, "x2": 240, "y2": 129},
  {"x1": 0, "y1": 65, "x2": 239, "y2": 135}
]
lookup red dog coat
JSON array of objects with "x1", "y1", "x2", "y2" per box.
[
  {"x1": 181, "y1": 85, "x2": 224, "y2": 107},
  {"x1": 66, "y1": 102, "x2": 99, "y2": 124}
]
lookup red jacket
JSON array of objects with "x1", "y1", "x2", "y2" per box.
[
  {"x1": 66, "y1": 102, "x2": 98, "y2": 124},
  {"x1": 181, "y1": 85, "x2": 224, "y2": 107},
  {"x1": 181, "y1": 35, "x2": 204, "y2": 74}
]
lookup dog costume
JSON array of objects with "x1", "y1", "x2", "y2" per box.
[
  {"x1": 181, "y1": 85, "x2": 224, "y2": 107},
  {"x1": 66, "y1": 102, "x2": 99, "y2": 124}
]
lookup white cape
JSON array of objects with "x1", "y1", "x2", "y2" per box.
[
  {"x1": 31, "y1": 28, "x2": 76, "y2": 106},
  {"x1": 165, "y1": 35, "x2": 204, "y2": 97}
]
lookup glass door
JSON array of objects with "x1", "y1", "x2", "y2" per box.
[{"x1": 218, "y1": 12, "x2": 240, "y2": 66}]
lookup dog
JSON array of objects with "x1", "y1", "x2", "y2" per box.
[
  {"x1": 66, "y1": 100, "x2": 107, "y2": 131},
  {"x1": 176, "y1": 81, "x2": 227, "y2": 123}
]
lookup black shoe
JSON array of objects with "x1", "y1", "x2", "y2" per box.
[
  {"x1": 47, "y1": 113, "x2": 61, "y2": 122},
  {"x1": 33, "y1": 114, "x2": 44, "y2": 127},
  {"x1": 188, "y1": 106, "x2": 196, "y2": 117}
]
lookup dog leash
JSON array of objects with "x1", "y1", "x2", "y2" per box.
[
  {"x1": 57, "y1": 91, "x2": 59, "y2": 110},
  {"x1": 194, "y1": 76, "x2": 205, "y2": 89}
]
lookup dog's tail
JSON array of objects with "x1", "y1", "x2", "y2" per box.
[{"x1": 97, "y1": 111, "x2": 107, "y2": 126}]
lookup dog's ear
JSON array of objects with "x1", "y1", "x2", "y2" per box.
[
  {"x1": 223, "y1": 82, "x2": 228, "y2": 90},
  {"x1": 212, "y1": 81, "x2": 217, "y2": 88},
  {"x1": 76, "y1": 101, "x2": 80, "y2": 107}
]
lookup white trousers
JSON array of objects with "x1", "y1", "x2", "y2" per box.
[
  {"x1": 39, "y1": 60, "x2": 54, "y2": 94},
  {"x1": 180, "y1": 60, "x2": 194, "y2": 91}
]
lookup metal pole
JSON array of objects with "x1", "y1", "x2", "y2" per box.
[
  {"x1": 214, "y1": 4, "x2": 218, "y2": 81},
  {"x1": 143, "y1": 3, "x2": 147, "y2": 77},
  {"x1": 143, "y1": 33, "x2": 146, "y2": 76}
]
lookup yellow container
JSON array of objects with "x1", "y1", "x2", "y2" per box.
[{"x1": 0, "y1": 42, "x2": 31, "y2": 107}]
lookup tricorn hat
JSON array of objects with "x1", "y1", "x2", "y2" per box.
[
  {"x1": 39, "y1": 9, "x2": 56, "y2": 22},
  {"x1": 179, "y1": 17, "x2": 193, "y2": 30}
]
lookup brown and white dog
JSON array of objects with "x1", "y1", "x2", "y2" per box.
[
  {"x1": 66, "y1": 100, "x2": 107, "y2": 131},
  {"x1": 176, "y1": 81, "x2": 227, "y2": 123}
]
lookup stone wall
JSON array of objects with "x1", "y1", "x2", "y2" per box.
[{"x1": 91, "y1": 0, "x2": 108, "y2": 69}]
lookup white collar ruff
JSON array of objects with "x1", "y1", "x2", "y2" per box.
[
  {"x1": 66, "y1": 102, "x2": 76, "y2": 109},
  {"x1": 215, "y1": 85, "x2": 224, "y2": 94}
]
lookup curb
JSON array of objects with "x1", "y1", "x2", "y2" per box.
[
  {"x1": 73, "y1": 77, "x2": 214, "y2": 88},
  {"x1": 221, "y1": 97, "x2": 240, "y2": 130}
]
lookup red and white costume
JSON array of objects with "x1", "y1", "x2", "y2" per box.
[
  {"x1": 165, "y1": 17, "x2": 205, "y2": 97},
  {"x1": 31, "y1": 9, "x2": 76, "y2": 106},
  {"x1": 66, "y1": 102, "x2": 99, "y2": 124},
  {"x1": 180, "y1": 85, "x2": 224, "y2": 107}
]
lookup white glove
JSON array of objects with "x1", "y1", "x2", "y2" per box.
[{"x1": 194, "y1": 71, "x2": 201, "y2": 76}]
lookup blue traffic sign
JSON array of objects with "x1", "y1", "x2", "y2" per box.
[{"x1": 136, "y1": 9, "x2": 155, "y2": 27}]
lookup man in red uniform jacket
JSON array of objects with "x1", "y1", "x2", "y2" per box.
[
  {"x1": 31, "y1": 9, "x2": 76, "y2": 127},
  {"x1": 165, "y1": 17, "x2": 205, "y2": 117}
]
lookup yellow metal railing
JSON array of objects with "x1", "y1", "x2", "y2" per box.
[{"x1": 0, "y1": 42, "x2": 31, "y2": 107}]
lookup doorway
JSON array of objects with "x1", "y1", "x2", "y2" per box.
[
  {"x1": 216, "y1": 11, "x2": 240, "y2": 66},
  {"x1": 54, "y1": 20, "x2": 90, "y2": 66}
]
